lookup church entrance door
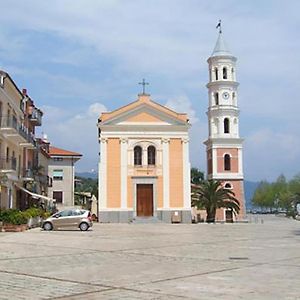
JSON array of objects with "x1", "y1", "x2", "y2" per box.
[{"x1": 137, "y1": 184, "x2": 153, "y2": 217}]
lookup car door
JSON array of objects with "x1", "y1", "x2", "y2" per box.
[{"x1": 52, "y1": 210, "x2": 73, "y2": 229}]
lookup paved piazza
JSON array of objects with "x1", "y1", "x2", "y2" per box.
[{"x1": 0, "y1": 215, "x2": 299, "y2": 299}]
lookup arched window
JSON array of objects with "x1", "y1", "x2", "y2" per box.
[
  {"x1": 232, "y1": 92, "x2": 236, "y2": 104},
  {"x1": 147, "y1": 146, "x2": 156, "y2": 165},
  {"x1": 223, "y1": 67, "x2": 227, "y2": 79},
  {"x1": 215, "y1": 92, "x2": 219, "y2": 105},
  {"x1": 134, "y1": 146, "x2": 142, "y2": 166},
  {"x1": 224, "y1": 154, "x2": 231, "y2": 171},
  {"x1": 231, "y1": 68, "x2": 235, "y2": 80},
  {"x1": 215, "y1": 68, "x2": 218, "y2": 80},
  {"x1": 224, "y1": 118, "x2": 230, "y2": 133},
  {"x1": 224, "y1": 182, "x2": 232, "y2": 189}
]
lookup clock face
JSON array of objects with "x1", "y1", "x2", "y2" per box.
[{"x1": 222, "y1": 92, "x2": 230, "y2": 100}]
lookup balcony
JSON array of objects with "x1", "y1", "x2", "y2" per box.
[
  {"x1": 22, "y1": 168, "x2": 34, "y2": 181},
  {"x1": 28, "y1": 107, "x2": 42, "y2": 126},
  {"x1": 0, "y1": 157, "x2": 17, "y2": 173},
  {"x1": 0, "y1": 116, "x2": 36, "y2": 148}
]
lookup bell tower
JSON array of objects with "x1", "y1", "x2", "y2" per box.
[{"x1": 204, "y1": 26, "x2": 246, "y2": 221}]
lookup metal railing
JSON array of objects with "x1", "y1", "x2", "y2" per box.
[{"x1": 0, "y1": 116, "x2": 36, "y2": 146}]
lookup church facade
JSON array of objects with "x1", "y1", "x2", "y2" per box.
[{"x1": 98, "y1": 93, "x2": 191, "y2": 223}]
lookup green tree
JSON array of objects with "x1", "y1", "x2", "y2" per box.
[
  {"x1": 192, "y1": 180, "x2": 240, "y2": 223},
  {"x1": 252, "y1": 181, "x2": 275, "y2": 209},
  {"x1": 191, "y1": 168, "x2": 204, "y2": 185}
]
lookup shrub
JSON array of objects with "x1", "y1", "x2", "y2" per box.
[
  {"x1": 24, "y1": 207, "x2": 43, "y2": 218},
  {"x1": 0, "y1": 209, "x2": 28, "y2": 225}
]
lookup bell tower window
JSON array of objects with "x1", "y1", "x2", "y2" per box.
[
  {"x1": 224, "y1": 118, "x2": 230, "y2": 133},
  {"x1": 215, "y1": 68, "x2": 218, "y2": 80},
  {"x1": 215, "y1": 92, "x2": 219, "y2": 105},
  {"x1": 134, "y1": 146, "x2": 142, "y2": 166},
  {"x1": 224, "y1": 154, "x2": 231, "y2": 171},
  {"x1": 223, "y1": 67, "x2": 227, "y2": 79}
]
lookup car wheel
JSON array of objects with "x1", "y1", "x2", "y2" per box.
[
  {"x1": 79, "y1": 222, "x2": 89, "y2": 231},
  {"x1": 43, "y1": 222, "x2": 53, "y2": 231}
]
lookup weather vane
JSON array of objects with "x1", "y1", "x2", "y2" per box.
[
  {"x1": 216, "y1": 19, "x2": 222, "y2": 34},
  {"x1": 138, "y1": 78, "x2": 149, "y2": 94}
]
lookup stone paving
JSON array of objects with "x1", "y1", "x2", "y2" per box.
[{"x1": 0, "y1": 215, "x2": 299, "y2": 299}]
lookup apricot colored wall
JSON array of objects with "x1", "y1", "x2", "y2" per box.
[
  {"x1": 126, "y1": 112, "x2": 163, "y2": 122},
  {"x1": 127, "y1": 176, "x2": 133, "y2": 208},
  {"x1": 217, "y1": 148, "x2": 239, "y2": 173},
  {"x1": 106, "y1": 138, "x2": 121, "y2": 208},
  {"x1": 169, "y1": 138, "x2": 183, "y2": 207}
]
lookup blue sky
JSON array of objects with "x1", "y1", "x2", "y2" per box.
[{"x1": 0, "y1": 0, "x2": 299, "y2": 181}]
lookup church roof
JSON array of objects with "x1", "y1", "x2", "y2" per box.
[
  {"x1": 211, "y1": 32, "x2": 233, "y2": 57},
  {"x1": 99, "y1": 94, "x2": 188, "y2": 124}
]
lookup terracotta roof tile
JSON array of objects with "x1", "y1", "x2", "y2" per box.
[{"x1": 49, "y1": 146, "x2": 82, "y2": 157}]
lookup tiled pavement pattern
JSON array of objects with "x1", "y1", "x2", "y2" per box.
[{"x1": 0, "y1": 215, "x2": 299, "y2": 299}]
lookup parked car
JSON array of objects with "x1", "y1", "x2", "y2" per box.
[{"x1": 42, "y1": 209, "x2": 93, "y2": 231}]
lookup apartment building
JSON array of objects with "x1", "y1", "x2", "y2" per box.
[
  {"x1": 47, "y1": 146, "x2": 82, "y2": 208},
  {"x1": 0, "y1": 70, "x2": 51, "y2": 210}
]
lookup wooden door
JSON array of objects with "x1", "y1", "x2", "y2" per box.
[
  {"x1": 137, "y1": 184, "x2": 153, "y2": 217},
  {"x1": 226, "y1": 210, "x2": 233, "y2": 223}
]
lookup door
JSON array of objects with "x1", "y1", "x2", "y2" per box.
[
  {"x1": 226, "y1": 210, "x2": 233, "y2": 223},
  {"x1": 137, "y1": 184, "x2": 153, "y2": 217}
]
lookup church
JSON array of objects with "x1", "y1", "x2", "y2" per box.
[{"x1": 97, "y1": 28, "x2": 246, "y2": 223}]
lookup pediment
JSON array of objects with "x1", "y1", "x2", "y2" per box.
[{"x1": 102, "y1": 103, "x2": 187, "y2": 126}]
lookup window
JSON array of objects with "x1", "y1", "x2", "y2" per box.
[
  {"x1": 224, "y1": 118, "x2": 230, "y2": 133},
  {"x1": 215, "y1": 92, "x2": 219, "y2": 105},
  {"x1": 223, "y1": 67, "x2": 227, "y2": 79},
  {"x1": 224, "y1": 154, "x2": 231, "y2": 171},
  {"x1": 134, "y1": 146, "x2": 142, "y2": 166},
  {"x1": 53, "y1": 169, "x2": 63, "y2": 180},
  {"x1": 224, "y1": 182, "x2": 232, "y2": 189},
  {"x1": 215, "y1": 68, "x2": 218, "y2": 80},
  {"x1": 54, "y1": 157, "x2": 63, "y2": 161},
  {"x1": 231, "y1": 68, "x2": 235, "y2": 80},
  {"x1": 53, "y1": 191, "x2": 63, "y2": 203},
  {"x1": 147, "y1": 146, "x2": 156, "y2": 165}
]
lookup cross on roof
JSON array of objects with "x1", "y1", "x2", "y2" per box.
[{"x1": 138, "y1": 78, "x2": 149, "y2": 94}]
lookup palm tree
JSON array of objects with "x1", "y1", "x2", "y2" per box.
[{"x1": 192, "y1": 180, "x2": 240, "y2": 223}]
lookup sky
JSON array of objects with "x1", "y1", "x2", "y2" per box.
[{"x1": 0, "y1": 0, "x2": 299, "y2": 182}]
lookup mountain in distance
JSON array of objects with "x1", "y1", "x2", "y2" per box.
[{"x1": 76, "y1": 171, "x2": 97, "y2": 180}]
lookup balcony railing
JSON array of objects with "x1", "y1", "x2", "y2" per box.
[
  {"x1": 0, "y1": 116, "x2": 36, "y2": 146},
  {"x1": 29, "y1": 108, "x2": 42, "y2": 126},
  {"x1": 0, "y1": 157, "x2": 17, "y2": 171}
]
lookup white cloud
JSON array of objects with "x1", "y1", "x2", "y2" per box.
[
  {"x1": 165, "y1": 95, "x2": 198, "y2": 124},
  {"x1": 41, "y1": 103, "x2": 107, "y2": 172},
  {"x1": 244, "y1": 129, "x2": 300, "y2": 181}
]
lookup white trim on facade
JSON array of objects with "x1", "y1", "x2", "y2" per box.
[
  {"x1": 182, "y1": 138, "x2": 191, "y2": 209},
  {"x1": 162, "y1": 138, "x2": 170, "y2": 209},
  {"x1": 99, "y1": 138, "x2": 107, "y2": 209},
  {"x1": 120, "y1": 138, "x2": 128, "y2": 209}
]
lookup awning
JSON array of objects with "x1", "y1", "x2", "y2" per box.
[{"x1": 16, "y1": 185, "x2": 56, "y2": 202}]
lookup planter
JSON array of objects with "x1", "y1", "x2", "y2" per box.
[
  {"x1": 27, "y1": 216, "x2": 42, "y2": 228},
  {"x1": 3, "y1": 224, "x2": 28, "y2": 232}
]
